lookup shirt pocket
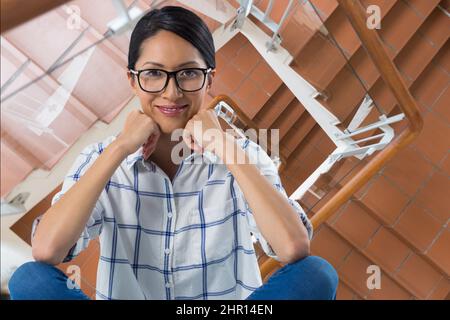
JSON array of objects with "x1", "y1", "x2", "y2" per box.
[{"x1": 189, "y1": 197, "x2": 241, "y2": 263}]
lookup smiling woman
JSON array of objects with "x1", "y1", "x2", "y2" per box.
[
  {"x1": 8, "y1": 5, "x2": 336, "y2": 301},
  {"x1": 126, "y1": 6, "x2": 216, "y2": 134}
]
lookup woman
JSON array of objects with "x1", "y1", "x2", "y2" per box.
[{"x1": 8, "y1": 6, "x2": 337, "y2": 300}]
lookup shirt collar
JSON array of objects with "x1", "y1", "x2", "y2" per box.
[{"x1": 125, "y1": 144, "x2": 219, "y2": 171}]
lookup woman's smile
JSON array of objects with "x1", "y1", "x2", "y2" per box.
[{"x1": 155, "y1": 104, "x2": 189, "y2": 117}]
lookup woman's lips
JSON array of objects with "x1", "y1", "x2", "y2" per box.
[{"x1": 156, "y1": 104, "x2": 188, "y2": 117}]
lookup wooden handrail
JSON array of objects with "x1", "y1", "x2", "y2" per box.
[
  {"x1": 260, "y1": 0, "x2": 423, "y2": 280},
  {"x1": 1, "y1": 0, "x2": 72, "y2": 33},
  {"x1": 312, "y1": 0, "x2": 423, "y2": 225}
]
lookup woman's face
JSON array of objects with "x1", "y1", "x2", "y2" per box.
[{"x1": 128, "y1": 30, "x2": 215, "y2": 134}]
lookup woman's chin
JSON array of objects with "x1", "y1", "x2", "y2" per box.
[{"x1": 159, "y1": 121, "x2": 188, "y2": 136}]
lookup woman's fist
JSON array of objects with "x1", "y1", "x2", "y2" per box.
[{"x1": 116, "y1": 110, "x2": 161, "y2": 159}]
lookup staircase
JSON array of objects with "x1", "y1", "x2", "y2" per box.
[
  {"x1": 211, "y1": 0, "x2": 450, "y2": 299},
  {"x1": 6, "y1": 0, "x2": 448, "y2": 300}
]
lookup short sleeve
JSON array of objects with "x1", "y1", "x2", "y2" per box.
[
  {"x1": 235, "y1": 139, "x2": 314, "y2": 262},
  {"x1": 31, "y1": 142, "x2": 106, "y2": 263}
]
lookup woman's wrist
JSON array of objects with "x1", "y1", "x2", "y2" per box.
[
  {"x1": 214, "y1": 132, "x2": 239, "y2": 164},
  {"x1": 111, "y1": 137, "x2": 134, "y2": 159}
]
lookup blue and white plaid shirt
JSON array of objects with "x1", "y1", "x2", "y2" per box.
[{"x1": 33, "y1": 134, "x2": 313, "y2": 300}]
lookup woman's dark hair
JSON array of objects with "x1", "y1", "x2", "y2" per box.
[{"x1": 128, "y1": 6, "x2": 216, "y2": 71}]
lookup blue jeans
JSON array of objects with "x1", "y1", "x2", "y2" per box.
[{"x1": 8, "y1": 255, "x2": 338, "y2": 300}]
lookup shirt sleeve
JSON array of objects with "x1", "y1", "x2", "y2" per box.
[
  {"x1": 234, "y1": 138, "x2": 314, "y2": 262},
  {"x1": 31, "y1": 142, "x2": 106, "y2": 263}
]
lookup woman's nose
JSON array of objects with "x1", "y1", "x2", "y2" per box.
[{"x1": 161, "y1": 76, "x2": 183, "y2": 99}]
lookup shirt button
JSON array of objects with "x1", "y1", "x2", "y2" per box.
[
  {"x1": 167, "y1": 212, "x2": 173, "y2": 218},
  {"x1": 164, "y1": 248, "x2": 171, "y2": 255}
]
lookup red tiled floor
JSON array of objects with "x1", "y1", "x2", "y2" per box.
[
  {"x1": 234, "y1": 77, "x2": 270, "y2": 119},
  {"x1": 255, "y1": 86, "x2": 294, "y2": 127},
  {"x1": 413, "y1": 111, "x2": 450, "y2": 165},
  {"x1": 411, "y1": 62, "x2": 449, "y2": 111},
  {"x1": 434, "y1": 41, "x2": 449, "y2": 72},
  {"x1": 279, "y1": 18, "x2": 313, "y2": 58},
  {"x1": 396, "y1": 34, "x2": 440, "y2": 84},
  {"x1": 365, "y1": 227, "x2": 411, "y2": 274},
  {"x1": 337, "y1": 250, "x2": 374, "y2": 297},
  {"x1": 249, "y1": 59, "x2": 283, "y2": 97},
  {"x1": 379, "y1": 0, "x2": 433, "y2": 55},
  {"x1": 431, "y1": 84, "x2": 450, "y2": 125},
  {"x1": 394, "y1": 200, "x2": 443, "y2": 253},
  {"x1": 395, "y1": 253, "x2": 443, "y2": 299},
  {"x1": 213, "y1": 63, "x2": 246, "y2": 94},
  {"x1": 415, "y1": 169, "x2": 450, "y2": 224},
  {"x1": 232, "y1": 42, "x2": 261, "y2": 75},
  {"x1": 336, "y1": 281, "x2": 357, "y2": 300},
  {"x1": 382, "y1": 147, "x2": 434, "y2": 197},
  {"x1": 349, "y1": 48, "x2": 379, "y2": 89},
  {"x1": 217, "y1": 32, "x2": 247, "y2": 61},
  {"x1": 325, "y1": 7, "x2": 360, "y2": 56},
  {"x1": 418, "y1": 8, "x2": 450, "y2": 49},
  {"x1": 359, "y1": 175, "x2": 410, "y2": 226},
  {"x1": 310, "y1": 224, "x2": 352, "y2": 269},
  {"x1": 427, "y1": 277, "x2": 450, "y2": 300},
  {"x1": 256, "y1": 0, "x2": 292, "y2": 23},
  {"x1": 426, "y1": 228, "x2": 450, "y2": 275},
  {"x1": 331, "y1": 201, "x2": 380, "y2": 249},
  {"x1": 440, "y1": 153, "x2": 450, "y2": 176},
  {"x1": 406, "y1": 0, "x2": 442, "y2": 18},
  {"x1": 366, "y1": 273, "x2": 412, "y2": 300}
]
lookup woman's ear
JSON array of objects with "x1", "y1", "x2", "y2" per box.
[
  {"x1": 127, "y1": 70, "x2": 138, "y2": 95},
  {"x1": 207, "y1": 69, "x2": 216, "y2": 91}
]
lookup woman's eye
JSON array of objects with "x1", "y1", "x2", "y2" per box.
[
  {"x1": 179, "y1": 70, "x2": 198, "y2": 78},
  {"x1": 142, "y1": 70, "x2": 162, "y2": 78}
]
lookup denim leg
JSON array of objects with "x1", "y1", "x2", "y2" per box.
[
  {"x1": 8, "y1": 261, "x2": 90, "y2": 300},
  {"x1": 246, "y1": 256, "x2": 338, "y2": 300}
]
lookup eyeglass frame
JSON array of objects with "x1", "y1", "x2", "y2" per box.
[{"x1": 129, "y1": 67, "x2": 213, "y2": 93}]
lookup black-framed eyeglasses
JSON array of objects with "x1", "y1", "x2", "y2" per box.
[{"x1": 129, "y1": 67, "x2": 213, "y2": 93}]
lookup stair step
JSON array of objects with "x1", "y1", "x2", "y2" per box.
[
  {"x1": 253, "y1": 1, "x2": 441, "y2": 154},
  {"x1": 328, "y1": 216, "x2": 445, "y2": 299},
  {"x1": 271, "y1": 99, "x2": 306, "y2": 140},
  {"x1": 308, "y1": 197, "x2": 438, "y2": 299},
  {"x1": 278, "y1": 0, "x2": 340, "y2": 59},
  {"x1": 322, "y1": 13, "x2": 447, "y2": 127},
  {"x1": 336, "y1": 279, "x2": 364, "y2": 300},
  {"x1": 306, "y1": 168, "x2": 450, "y2": 280},
  {"x1": 378, "y1": 0, "x2": 441, "y2": 57},
  {"x1": 343, "y1": 6, "x2": 449, "y2": 115},
  {"x1": 367, "y1": 37, "x2": 448, "y2": 123},
  {"x1": 254, "y1": 85, "x2": 295, "y2": 128},
  {"x1": 290, "y1": 1, "x2": 396, "y2": 92},
  {"x1": 293, "y1": 0, "x2": 437, "y2": 114},
  {"x1": 280, "y1": 112, "x2": 317, "y2": 158},
  {"x1": 310, "y1": 223, "x2": 409, "y2": 299}
]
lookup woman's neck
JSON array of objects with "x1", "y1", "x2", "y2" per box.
[
  {"x1": 150, "y1": 132, "x2": 176, "y2": 163},
  {"x1": 148, "y1": 132, "x2": 186, "y2": 181}
]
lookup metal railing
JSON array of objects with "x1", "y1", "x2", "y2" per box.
[{"x1": 258, "y1": 0, "x2": 423, "y2": 280}]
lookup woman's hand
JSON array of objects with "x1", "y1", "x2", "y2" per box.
[
  {"x1": 116, "y1": 110, "x2": 161, "y2": 159},
  {"x1": 183, "y1": 109, "x2": 227, "y2": 156}
]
